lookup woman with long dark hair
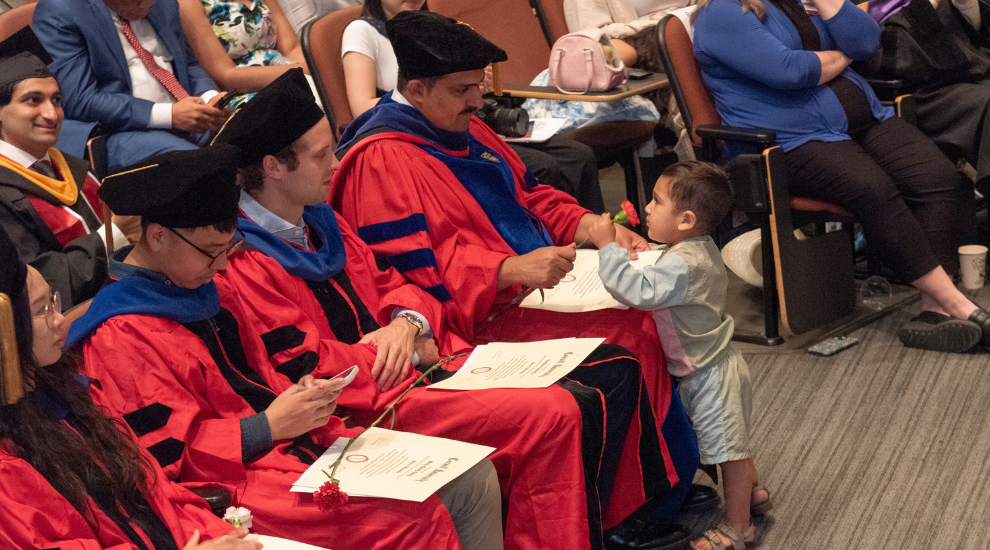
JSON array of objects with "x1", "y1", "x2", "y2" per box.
[{"x1": 0, "y1": 226, "x2": 260, "y2": 550}]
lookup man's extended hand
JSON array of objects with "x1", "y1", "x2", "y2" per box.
[
  {"x1": 497, "y1": 244, "x2": 577, "y2": 290},
  {"x1": 358, "y1": 317, "x2": 419, "y2": 391},
  {"x1": 614, "y1": 224, "x2": 649, "y2": 260},
  {"x1": 265, "y1": 375, "x2": 340, "y2": 441},
  {"x1": 171, "y1": 96, "x2": 226, "y2": 134}
]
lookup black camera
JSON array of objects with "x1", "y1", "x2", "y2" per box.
[{"x1": 476, "y1": 99, "x2": 529, "y2": 138}]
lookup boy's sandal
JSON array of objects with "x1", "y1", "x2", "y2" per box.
[
  {"x1": 696, "y1": 522, "x2": 756, "y2": 550},
  {"x1": 750, "y1": 483, "x2": 774, "y2": 517}
]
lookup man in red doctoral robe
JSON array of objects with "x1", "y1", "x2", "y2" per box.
[
  {"x1": 66, "y1": 145, "x2": 500, "y2": 550},
  {"x1": 328, "y1": 9, "x2": 705, "y2": 534},
  {"x1": 211, "y1": 68, "x2": 644, "y2": 550}
]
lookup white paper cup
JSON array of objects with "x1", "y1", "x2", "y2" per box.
[{"x1": 959, "y1": 245, "x2": 988, "y2": 290}]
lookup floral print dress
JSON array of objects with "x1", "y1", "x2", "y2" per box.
[{"x1": 202, "y1": 0, "x2": 297, "y2": 106}]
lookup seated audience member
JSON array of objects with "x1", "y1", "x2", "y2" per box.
[
  {"x1": 693, "y1": 0, "x2": 990, "y2": 352},
  {"x1": 862, "y1": 0, "x2": 990, "y2": 193},
  {"x1": 0, "y1": 29, "x2": 140, "y2": 308},
  {"x1": 565, "y1": 0, "x2": 692, "y2": 70},
  {"x1": 213, "y1": 68, "x2": 658, "y2": 550},
  {"x1": 281, "y1": 0, "x2": 361, "y2": 34},
  {"x1": 342, "y1": 0, "x2": 607, "y2": 213},
  {"x1": 331, "y1": 10, "x2": 704, "y2": 534},
  {"x1": 66, "y1": 145, "x2": 500, "y2": 550},
  {"x1": 588, "y1": 161, "x2": 772, "y2": 550},
  {"x1": 563, "y1": 0, "x2": 695, "y2": 159},
  {"x1": 33, "y1": 0, "x2": 229, "y2": 170},
  {"x1": 0, "y1": 227, "x2": 259, "y2": 550},
  {"x1": 177, "y1": 0, "x2": 310, "y2": 108}
]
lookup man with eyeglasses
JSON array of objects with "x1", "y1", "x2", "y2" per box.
[
  {"x1": 0, "y1": 28, "x2": 141, "y2": 308},
  {"x1": 66, "y1": 144, "x2": 501, "y2": 550}
]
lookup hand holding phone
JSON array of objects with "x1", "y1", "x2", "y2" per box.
[
  {"x1": 214, "y1": 90, "x2": 240, "y2": 110},
  {"x1": 327, "y1": 365, "x2": 359, "y2": 388}
]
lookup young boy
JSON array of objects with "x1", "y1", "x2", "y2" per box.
[{"x1": 588, "y1": 161, "x2": 771, "y2": 550}]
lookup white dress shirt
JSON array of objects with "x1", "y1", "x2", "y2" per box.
[{"x1": 109, "y1": 13, "x2": 218, "y2": 128}]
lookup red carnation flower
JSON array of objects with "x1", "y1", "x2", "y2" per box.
[
  {"x1": 314, "y1": 481, "x2": 349, "y2": 512},
  {"x1": 620, "y1": 200, "x2": 640, "y2": 227}
]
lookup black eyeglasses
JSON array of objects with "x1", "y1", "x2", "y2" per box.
[{"x1": 168, "y1": 228, "x2": 244, "y2": 268}]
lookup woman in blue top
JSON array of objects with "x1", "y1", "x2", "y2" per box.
[{"x1": 693, "y1": 0, "x2": 990, "y2": 355}]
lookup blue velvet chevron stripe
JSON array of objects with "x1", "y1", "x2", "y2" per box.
[
  {"x1": 422, "y1": 284, "x2": 453, "y2": 302},
  {"x1": 378, "y1": 248, "x2": 453, "y2": 302},
  {"x1": 384, "y1": 248, "x2": 438, "y2": 273},
  {"x1": 358, "y1": 213, "x2": 429, "y2": 245}
]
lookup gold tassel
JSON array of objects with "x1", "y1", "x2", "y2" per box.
[
  {"x1": 492, "y1": 63, "x2": 504, "y2": 97},
  {"x1": 0, "y1": 293, "x2": 25, "y2": 406}
]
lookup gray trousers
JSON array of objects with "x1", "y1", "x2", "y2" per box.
[{"x1": 435, "y1": 458, "x2": 503, "y2": 550}]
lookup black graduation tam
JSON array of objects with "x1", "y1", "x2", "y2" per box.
[
  {"x1": 0, "y1": 27, "x2": 54, "y2": 90},
  {"x1": 0, "y1": 224, "x2": 27, "y2": 301},
  {"x1": 386, "y1": 11, "x2": 507, "y2": 80},
  {"x1": 98, "y1": 144, "x2": 241, "y2": 229},
  {"x1": 211, "y1": 68, "x2": 324, "y2": 165}
]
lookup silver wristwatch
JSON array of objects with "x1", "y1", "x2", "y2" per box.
[{"x1": 396, "y1": 312, "x2": 424, "y2": 336}]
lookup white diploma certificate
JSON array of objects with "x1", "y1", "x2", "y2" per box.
[
  {"x1": 291, "y1": 428, "x2": 494, "y2": 502},
  {"x1": 245, "y1": 535, "x2": 329, "y2": 550},
  {"x1": 519, "y1": 249, "x2": 664, "y2": 312},
  {"x1": 427, "y1": 337, "x2": 605, "y2": 391}
]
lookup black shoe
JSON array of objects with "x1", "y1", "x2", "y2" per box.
[
  {"x1": 604, "y1": 518, "x2": 691, "y2": 550},
  {"x1": 680, "y1": 483, "x2": 719, "y2": 513},
  {"x1": 897, "y1": 311, "x2": 982, "y2": 353},
  {"x1": 968, "y1": 308, "x2": 990, "y2": 347}
]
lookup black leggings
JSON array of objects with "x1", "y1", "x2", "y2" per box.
[{"x1": 784, "y1": 116, "x2": 965, "y2": 281}]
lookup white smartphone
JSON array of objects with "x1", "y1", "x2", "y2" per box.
[{"x1": 327, "y1": 365, "x2": 359, "y2": 388}]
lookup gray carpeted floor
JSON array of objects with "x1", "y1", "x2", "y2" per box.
[
  {"x1": 672, "y1": 292, "x2": 990, "y2": 549},
  {"x1": 600, "y1": 164, "x2": 990, "y2": 549}
]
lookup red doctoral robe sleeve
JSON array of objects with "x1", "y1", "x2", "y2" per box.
[
  {"x1": 0, "y1": 450, "x2": 231, "y2": 550},
  {"x1": 331, "y1": 119, "x2": 589, "y2": 341}
]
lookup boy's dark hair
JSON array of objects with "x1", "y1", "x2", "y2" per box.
[
  {"x1": 236, "y1": 142, "x2": 300, "y2": 196},
  {"x1": 361, "y1": 0, "x2": 430, "y2": 24},
  {"x1": 140, "y1": 216, "x2": 239, "y2": 235},
  {"x1": 662, "y1": 161, "x2": 733, "y2": 233}
]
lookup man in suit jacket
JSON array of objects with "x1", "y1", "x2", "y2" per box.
[{"x1": 33, "y1": 0, "x2": 228, "y2": 170}]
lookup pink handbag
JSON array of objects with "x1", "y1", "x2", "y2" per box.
[{"x1": 548, "y1": 28, "x2": 628, "y2": 94}]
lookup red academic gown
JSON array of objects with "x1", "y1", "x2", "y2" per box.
[
  {"x1": 79, "y1": 300, "x2": 463, "y2": 550},
  {"x1": 216, "y1": 209, "x2": 610, "y2": 550},
  {"x1": 0, "y1": 421, "x2": 231, "y2": 550},
  {"x1": 331, "y1": 117, "x2": 676, "y2": 527}
]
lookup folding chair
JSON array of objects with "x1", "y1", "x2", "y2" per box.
[
  {"x1": 657, "y1": 10, "x2": 858, "y2": 343},
  {"x1": 0, "y1": 3, "x2": 33, "y2": 39},
  {"x1": 299, "y1": 5, "x2": 363, "y2": 135}
]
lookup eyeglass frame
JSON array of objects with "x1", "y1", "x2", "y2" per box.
[
  {"x1": 167, "y1": 227, "x2": 245, "y2": 268},
  {"x1": 32, "y1": 290, "x2": 62, "y2": 330}
]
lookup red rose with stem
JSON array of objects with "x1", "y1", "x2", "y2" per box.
[{"x1": 314, "y1": 353, "x2": 466, "y2": 512}]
